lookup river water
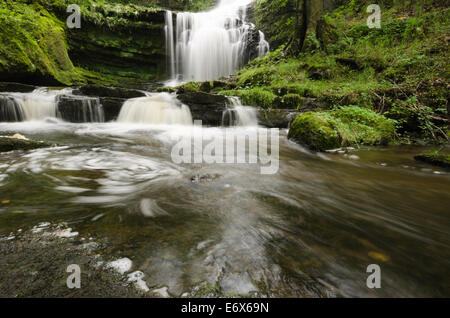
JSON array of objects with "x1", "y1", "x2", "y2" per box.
[{"x1": 0, "y1": 120, "x2": 449, "y2": 297}]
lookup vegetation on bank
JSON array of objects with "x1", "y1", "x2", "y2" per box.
[{"x1": 218, "y1": 0, "x2": 449, "y2": 148}]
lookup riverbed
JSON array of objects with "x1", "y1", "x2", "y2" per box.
[{"x1": 0, "y1": 121, "x2": 449, "y2": 297}]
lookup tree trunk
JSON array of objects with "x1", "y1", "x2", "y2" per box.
[{"x1": 286, "y1": 0, "x2": 324, "y2": 55}]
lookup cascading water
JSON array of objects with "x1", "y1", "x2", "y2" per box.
[
  {"x1": 222, "y1": 96, "x2": 258, "y2": 127},
  {"x1": 117, "y1": 93, "x2": 193, "y2": 125},
  {"x1": 0, "y1": 88, "x2": 105, "y2": 123},
  {"x1": 165, "y1": 11, "x2": 176, "y2": 80},
  {"x1": 166, "y1": 0, "x2": 269, "y2": 83},
  {"x1": 257, "y1": 31, "x2": 270, "y2": 57}
]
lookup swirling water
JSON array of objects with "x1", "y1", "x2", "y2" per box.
[{"x1": 0, "y1": 119, "x2": 449, "y2": 297}]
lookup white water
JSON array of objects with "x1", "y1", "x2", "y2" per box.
[
  {"x1": 0, "y1": 88, "x2": 105, "y2": 122},
  {"x1": 166, "y1": 0, "x2": 268, "y2": 83},
  {"x1": 222, "y1": 96, "x2": 258, "y2": 127},
  {"x1": 257, "y1": 30, "x2": 270, "y2": 57},
  {"x1": 165, "y1": 11, "x2": 176, "y2": 80},
  {"x1": 117, "y1": 93, "x2": 193, "y2": 125},
  {"x1": 0, "y1": 88, "x2": 59, "y2": 120}
]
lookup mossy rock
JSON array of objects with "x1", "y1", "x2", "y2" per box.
[
  {"x1": 288, "y1": 113, "x2": 340, "y2": 151},
  {"x1": 0, "y1": 137, "x2": 51, "y2": 153},
  {"x1": 288, "y1": 106, "x2": 396, "y2": 151},
  {"x1": 414, "y1": 152, "x2": 450, "y2": 169}
]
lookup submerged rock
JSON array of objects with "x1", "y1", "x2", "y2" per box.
[
  {"x1": 414, "y1": 152, "x2": 450, "y2": 169},
  {"x1": 0, "y1": 136, "x2": 51, "y2": 153}
]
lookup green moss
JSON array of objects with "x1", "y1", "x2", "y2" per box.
[
  {"x1": 288, "y1": 112, "x2": 340, "y2": 151},
  {"x1": 181, "y1": 82, "x2": 202, "y2": 93},
  {"x1": 414, "y1": 151, "x2": 450, "y2": 169},
  {"x1": 0, "y1": 1, "x2": 84, "y2": 85},
  {"x1": 288, "y1": 106, "x2": 396, "y2": 151},
  {"x1": 220, "y1": 87, "x2": 276, "y2": 108},
  {"x1": 0, "y1": 137, "x2": 51, "y2": 153}
]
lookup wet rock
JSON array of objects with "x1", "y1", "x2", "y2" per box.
[
  {"x1": 99, "y1": 97, "x2": 126, "y2": 122},
  {"x1": 56, "y1": 95, "x2": 105, "y2": 123},
  {"x1": 190, "y1": 174, "x2": 221, "y2": 184},
  {"x1": 153, "y1": 286, "x2": 170, "y2": 298},
  {"x1": 177, "y1": 92, "x2": 229, "y2": 126},
  {"x1": 257, "y1": 109, "x2": 300, "y2": 128},
  {"x1": 0, "y1": 136, "x2": 51, "y2": 153},
  {"x1": 414, "y1": 152, "x2": 450, "y2": 169},
  {"x1": 0, "y1": 224, "x2": 145, "y2": 297},
  {"x1": 0, "y1": 95, "x2": 25, "y2": 122},
  {"x1": 0, "y1": 82, "x2": 36, "y2": 93},
  {"x1": 73, "y1": 85, "x2": 146, "y2": 99}
]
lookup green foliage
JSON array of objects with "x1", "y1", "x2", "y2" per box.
[{"x1": 220, "y1": 87, "x2": 276, "y2": 109}]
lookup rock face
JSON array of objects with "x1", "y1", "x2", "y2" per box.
[
  {"x1": 71, "y1": 85, "x2": 148, "y2": 121},
  {"x1": 177, "y1": 92, "x2": 230, "y2": 126},
  {"x1": 65, "y1": 7, "x2": 168, "y2": 84},
  {"x1": 0, "y1": 95, "x2": 25, "y2": 122},
  {"x1": 56, "y1": 95, "x2": 105, "y2": 123}
]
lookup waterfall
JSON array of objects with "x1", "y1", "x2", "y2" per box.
[
  {"x1": 117, "y1": 93, "x2": 193, "y2": 125},
  {"x1": 257, "y1": 31, "x2": 270, "y2": 57},
  {"x1": 57, "y1": 95, "x2": 105, "y2": 123},
  {"x1": 222, "y1": 96, "x2": 258, "y2": 127},
  {"x1": 0, "y1": 89, "x2": 58, "y2": 121},
  {"x1": 165, "y1": 0, "x2": 268, "y2": 83},
  {"x1": 0, "y1": 95, "x2": 25, "y2": 122},
  {"x1": 165, "y1": 11, "x2": 176, "y2": 79},
  {"x1": 0, "y1": 88, "x2": 104, "y2": 123}
]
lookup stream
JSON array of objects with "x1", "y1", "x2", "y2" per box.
[{"x1": 0, "y1": 119, "x2": 449, "y2": 297}]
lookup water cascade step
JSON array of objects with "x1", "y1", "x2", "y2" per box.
[
  {"x1": 0, "y1": 88, "x2": 105, "y2": 123},
  {"x1": 222, "y1": 96, "x2": 258, "y2": 127},
  {"x1": 117, "y1": 93, "x2": 193, "y2": 125}
]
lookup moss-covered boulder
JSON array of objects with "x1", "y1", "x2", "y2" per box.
[
  {"x1": 288, "y1": 106, "x2": 396, "y2": 151},
  {"x1": 414, "y1": 152, "x2": 450, "y2": 169},
  {"x1": 288, "y1": 112, "x2": 340, "y2": 151},
  {"x1": 0, "y1": 137, "x2": 51, "y2": 153}
]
